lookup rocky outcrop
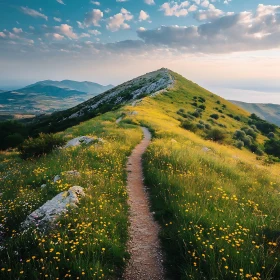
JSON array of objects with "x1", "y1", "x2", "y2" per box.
[
  {"x1": 64, "y1": 136, "x2": 103, "y2": 148},
  {"x1": 22, "y1": 186, "x2": 85, "y2": 231}
]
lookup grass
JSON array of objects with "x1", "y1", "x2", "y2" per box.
[
  {"x1": 0, "y1": 112, "x2": 142, "y2": 279},
  {"x1": 121, "y1": 74, "x2": 280, "y2": 279},
  {"x1": 1, "y1": 70, "x2": 280, "y2": 279}
]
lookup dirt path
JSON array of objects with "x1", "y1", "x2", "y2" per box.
[{"x1": 123, "y1": 127, "x2": 165, "y2": 280}]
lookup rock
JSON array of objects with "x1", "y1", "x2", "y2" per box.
[
  {"x1": 22, "y1": 186, "x2": 85, "y2": 231},
  {"x1": 65, "y1": 170, "x2": 80, "y2": 177},
  {"x1": 53, "y1": 175, "x2": 61, "y2": 183},
  {"x1": 41, "y1": 184, "x2": 47, "y2": 189},
  {"x1": 202, "y1": 147, "x2": 211, "y2": 152},
  {"x1": 64, "y1": 136, "x2": 95, "y2": 148}
]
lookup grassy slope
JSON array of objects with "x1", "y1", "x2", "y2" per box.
[
  {"x1": 0, "y1": 112, "x2": 142, "y2": 279},
  {"x1": 123, "y1": 72, "x2": 280, "y2": 279},
  {"x1": 1, "y1": 70, "x2": 280, "y2": 279}
]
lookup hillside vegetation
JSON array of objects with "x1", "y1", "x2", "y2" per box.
[
  {"x1": 0, "y1": 69, "x2": 280, "y2": 279},
  {"x1": 230, "y1": 100, "x2": 280, "y2": 127}
]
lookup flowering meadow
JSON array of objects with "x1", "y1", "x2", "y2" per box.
[{"x1": 0, "y1": 112, "x2": 142, "y2": 279}]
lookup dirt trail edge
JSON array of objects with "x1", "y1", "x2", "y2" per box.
[{"x1": 123, "y1": 127, "x2": 165, "y2": 280}]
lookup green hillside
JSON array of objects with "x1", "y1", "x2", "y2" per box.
[
  {"x1": 230, "y1": 100, "x2": 280, "y2": 127},
  {"x1": 0, "y1": 69, "x2": 279, "y2": 279}
]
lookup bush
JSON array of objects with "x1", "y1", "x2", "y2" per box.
[
  {"x1": 234, "y1": 116, "x2": 241, "y2": 121},
  {"x1": 268, "y1": 132, "x2": 275, "y2": 139},
  {"x1": 19, "y1": 133, "x2": 66, "y2": 159},
  {"x1": 249, "y1": 114, "x2": 277, "y2": 135},
  {"x1": 210, "y1": 114, "x2": 219, "y2": 120},
  {"x1": 196, "y1": 123, "x2": 205, "y2": 130},
  {"x1": 198, "y1": 104, "x2": 206, "y2": 110},
  {"x1": 205, "y1": 128, "x2": 227, "y2": 142},
  {"x1": 181, "y1": 121, "x2": 197, "y2": 132},
  {"x1": 235, "y1": 141, "x2": 244, "y2": 149},
  {"x1": 264, "y1": 138, "x2": 280, "y2": 158},
  {"x1": 205, "y1": 124, "x2": 212, "y2": 130},
  {"x1": 243, "y1": 127, "x2": 257, "y2": 139}
]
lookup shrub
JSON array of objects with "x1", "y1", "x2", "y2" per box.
[
  {"x1": 264, "y1": 138, "x2": 280, "y2": 158},
  {"x1": 216, "y1": 101, "x2": 221, "y2": 104},
  {"x1": 249, "y1": 114, "x2": 277, "y2": 135},
  {"x1": 181, "y1": 121, "x2": 197, "y2": 132},
  {"x1": 198, "y1": 97, "x2": 206, "y2": 103},
  {"x1": 242, "y1": 127, "x2": 257, "y2": 139},
  {"x1": 235, "y1": 141, "x2": 244, "y2": 149},
  {"x1": 268, "y1": 132, "x2": 275, "y2": 139},
  {"x1": 198, "y1": 104, "x2": 206, "y2": 110},
  {"x1": 243, "y1": 136, "x2": 252, "y2": 147},
  {"x1": 205, "y1": 128, "x2": 227, "y2": 142},
  {"x1": 205, "y1": 124, "x2": 212, "y2": 130},
  {"x1": 196, "y1": 123, "x2": 205, "y2": 130},
  {"x1": 234, "y1": 116, "x2": 241, "y2": 121},
  {"x1": 210, "y1": 114, "x2": 219, "y2": 120},
  {"x1": 191, "y1": 102, "x2": 198, "y2": 107},
  {"x1": 19, "y1": 133, "x2": 66, "y2": 159}
]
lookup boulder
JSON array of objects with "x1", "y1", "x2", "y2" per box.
[
  {"x1": 64, "y1": 136, "x2": 103, "y2": 148},
  {"x1": 22, "y1": 186, "x2": 85, "y2": 231},
  {"x1": 202, "y1": 147, "x2": 211, "y2": 152},
  {"x1": 65, "y1": 170, "x2": 80, "y2": 177},
  {"x1": 53, "y1": 175, "x2": 61, "y2": 183},
  {"x1": 40, "y1": 184, "x2": 47, "y2": 189}
]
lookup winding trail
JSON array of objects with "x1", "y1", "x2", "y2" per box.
[{"x1": 124, "y1": 127, "x2": 165, "y2": 280}]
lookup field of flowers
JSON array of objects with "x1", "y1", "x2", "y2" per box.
[
  {"x1": 123, "y1": 80, "x2": 280, "y2": 279},
  {"x1": 0, "y1": 112, "x2": 142, "y2": 279}
]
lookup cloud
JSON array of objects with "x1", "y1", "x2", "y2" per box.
[
  {"x1": 139, "y1": 10, "x2": 150, "y2": 21},
  {"x1": 0, "y1": 32, "x2": 6, "y2": 38},
  {"x1": 116, "y1": 0, "x2": 129, "y2": 2},
  {"x1": 89, "y1": 29, "x2": 101, "y2": 35},
  {"x1": 107, "y1": 8, "x2": 133, "y2": 32},
  {"x1": 77, "y1": 21, "x2": 85, "y2": 29},
  {"x1": 56, "y1": 0, "x2": 65, "y2": 5},
  {"x1": 80, "y1": 33, "x2": 91, "y2": 38},
  {"x1": 160, "y1": 1, "x2": 190, "y2": 17},
  {"x1": 85, "y1": 9, "x2": 103, "y2": 27},
  {"x1": 53, "y1": 33, "x2": 64, "y2": 40},
  {"x1": 21, "y1": 7, "x2": 48, "y2": 21},
  {"x1": 137, "y1": 4, "x2": 280, "y2": 53},
  {"x1": 55, "y1": 24, "x2": 78, "y2": 39},
  {"x1": 144, "y1": 0, "x2": 155, "y2": 5},
  {"x1": 54, "y1": 17, "x2": 62, "y2": 22},
  {"x1": 195, "y1": 5, "x2": 225, "y2": 21},
  {"x1": 91, "y1": 1, "x2": 100, "y2": 5},
  {"x1": 13, "y1": 28, "x2": 23, "y2": 34}
]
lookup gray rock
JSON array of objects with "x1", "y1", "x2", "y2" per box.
[
  {"x1": 22, "y1": 186, "x2": 85, "y2": 231},
  {"x1": 53, "y1": 175, "x2": 61, "y2": 183},
  {"x1": 65, "y1": 170, "x2": 80, "y2": 177},
  {"x1": 64, "y1": 136, "x2": 104, "y2": 148},
  {"x1": 40, "y1": 184, "x2": 47, "y2": 189},
  {"x1": 202, "y1": 147, "x2": 211, "y2": 152}
]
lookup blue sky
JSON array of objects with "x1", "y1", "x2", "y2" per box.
[{"x1": 0, "y1": 0, "x2": 280, "y2": 103}]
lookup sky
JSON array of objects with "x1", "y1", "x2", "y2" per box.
[{"x1": 0, "y1": 0, "x2": 280, "y2": 103}]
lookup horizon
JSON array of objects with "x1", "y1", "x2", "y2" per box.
[{"x1": 1, "y1": 1, "x2": 280, "y2": 103}]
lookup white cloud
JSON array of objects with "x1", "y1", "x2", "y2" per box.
[
  {"x1": 21, "y1": 7, "x2": 48, "y2": 21},
  {"x1": 0, "y1": 32, "x2": 6, "y2": 38},
  {"x1": 77, "y1": 21, "x2": 85, "y2": 29},
  {"x1": 53, "y1": 33, "x2": 64, "y2": 40},
  {"x1": 91, "y1": 1, "x2": 100, "y2": 5},
  {"x1": 116, "y1": 0, "x2": 129, "y2": 2},
  {"x1": 139, "y1": 10, "x2": 150, "y2": 21},
  {"x1": 144, "y1": 0, "x2": 155, "y2": 5},
  {"x1": 56, "y1": 0, "x2": 65, "y2": 5},
  {"x1": 54, "y1": 17, "x2": 62, "y2": 22},
  {"x1": 13, "y1": 27, "x2": 23, "y2": 34},
  {"x1": 89, "y1": 29, "x2": 101, "y2": 35},
  {"x1": 55, "y1": 24, "x2": 78, "y2": 39},
  {"x1": 137, "y1": 4, "x2": 280, "y2": 53},
  {"x1": 85, "y1": 9, "x2": 103, "y2": 27},
  {"x1": 160, "y1": 1, "x2": 190, "y2": 17},
  {"x1": 107, "y1": 8, "x2": 133, "y2": 32},
  {"x1": 80, "y1": 33, "x2": 91, "y2": 38},
  {"x1": 195, "y1": 5, "x2": 225, "y2": 21},
  {"x1": 188, "y1": 4, "x2": 197, "y2": 12}
]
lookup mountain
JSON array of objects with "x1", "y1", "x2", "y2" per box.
[
  {"x1": 229, "y1": 100, "x2": 280, "y2": 126},
  {"x1": 28, "y1": 80, "x2": 114, "y2": 94},
  {"x1": 0, "y1": 80, "x2": 114, "y2": 118},
  {"x1": 1, "y1": 68, "x2": 280, "y2": 280}
]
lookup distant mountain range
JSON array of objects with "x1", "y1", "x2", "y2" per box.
[
  {"x1": 0, "y1": 80, "x2": 114, "y2": 119},
  {"x1": 229, "y1": 100, "x2": 280, "y2": 126}
]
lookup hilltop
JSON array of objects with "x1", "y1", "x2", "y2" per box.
[{"x1": 0, "y1": 69, "x2": 280, "y2": 279}]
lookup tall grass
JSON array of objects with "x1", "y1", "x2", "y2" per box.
[{"x1": 0, "y1": 112, "x2": 142, "y2": 279}]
